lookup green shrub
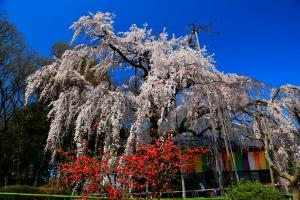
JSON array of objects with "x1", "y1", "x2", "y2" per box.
[
  {"x1": 0, "y1": 185, "x2": 38, "y2": 193},
  {"x1": 0, "y1": 185, "x2": 68, "y2": 195},
  {"x1": 227, "y1": 181, "x2": 286, "y2": 200}
]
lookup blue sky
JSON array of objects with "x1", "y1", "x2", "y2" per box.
[{"x1": 1, "y1": 0, "x2": 300, "y2": 86}]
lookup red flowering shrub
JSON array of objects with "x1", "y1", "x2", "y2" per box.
[
  {"x1": 55, "y1": 149, "x2": 117, "y2": 198},
  {"x1": 117, "y1": 132, "x2": 200, "y2": 197},
  {"x1": 54, "y1": 132, "x2": 201, "y2": 199}
]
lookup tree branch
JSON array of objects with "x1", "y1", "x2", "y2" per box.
[
  {"x1": 108, "y1": 44, "x2": 148, "y2": 78},
  {"x1": 262, "y1": 122, "x2": 294, "y2": 182}
]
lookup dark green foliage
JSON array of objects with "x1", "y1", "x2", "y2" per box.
[
  {"x1": 0, "y1": 15, "x2": 50, "y2": 186},
  {"x1": 51, "y1": 41, "x2": 71, "y2": 59},
  {"x1": 0, "y1": 102, "x2": 50, "y2": 186},
  {"x1": 227, "y1": 181, "x2": 286, "y2": 200},
  {"x1": 0, "y1": 185, "x2": 68, "y2": 194},
  {"x1": 0, "y1": 185, "x2": 70, "y2": 199}
]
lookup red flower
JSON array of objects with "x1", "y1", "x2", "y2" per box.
[{"x1": 53, "y1": 132, "x2": 196, "y2": 199}]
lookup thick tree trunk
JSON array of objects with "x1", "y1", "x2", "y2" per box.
[
  {"x1": 292, "y1": 160, "x2": 300, "y2": 200},
  {"x1": 292, "y1": 184, "x2": 300, "y2": 200},
  {"x1": 265, "y1": 150, "x2": 300, "y2": 199},
  {"x1": 279, "y1": 178, "x2": 289, "y2": 195}
]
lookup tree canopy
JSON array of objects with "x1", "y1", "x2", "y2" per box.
[{"x1": 0, "y1": 16, "x2": 50, "y2": 186}]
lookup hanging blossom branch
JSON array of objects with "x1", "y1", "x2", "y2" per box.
[{"x1": 237, "y1": 84, "x2": 300, "y2": 199}]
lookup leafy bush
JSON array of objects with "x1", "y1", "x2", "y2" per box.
[
  {"x1": 0, "y1": 185, "x2": 67, "y2": 195},
  {"x1": 0, "y1": 185, "x2": 38, "y2": 193},
  {"x1": 227, "y1": 181, "x2": 286, "y2": 200}
]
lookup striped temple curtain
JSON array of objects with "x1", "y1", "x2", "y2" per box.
[
  {"x1": 248, "y1": 152, "x2": 256, "y2": 170},
  {"x1": 258, "y1": 151, "x2": 268, "y2": 170},
  {"x1": 223, "y1": 152, "x2": 232, "y2": 172},
  {"x1": 194, "y1": 151, "x2": 268, "y2": 172},
  {"x1": 222, "y1": 151, "x2": 268, "y2": 171},
  {"x1": 235, "y1": 152, "x2": 243, "y2": 171},
  {"x1": 194, "y1": 153, "x2": 208, "y2": 173}
]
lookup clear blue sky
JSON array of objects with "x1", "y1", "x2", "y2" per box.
[{"x1": 1, "y1": 0, "x2": 300, "y2": 86}]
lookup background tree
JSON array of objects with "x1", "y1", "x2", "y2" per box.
[
  {"x1": 0, "y1": 15, "x2": 50, "y2": 186},
  {"x1": 51, "y1": 41, "x2": 71, "y2": 59},
  {"x1": 6, "y1": 103, "x2": 50, "y2": 186}
]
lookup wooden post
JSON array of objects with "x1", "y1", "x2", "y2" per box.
[
  {"x1": 194, "y1": 31, "x2": 201, "y2": 50},
  {"x1": 269, "y1": 167, "x2": 275, "y2": 187},
  {"x1": 181, "y1": 169, "x2": 186, "y2": 199},
  {"x1": 219, "y1": 109, "x2": 239, "y2": 183},
  {"x1": 213, "y1": 142, "x2": 223, "y2": 194}
]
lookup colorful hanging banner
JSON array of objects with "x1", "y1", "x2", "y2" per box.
[
  {"x1": 253, "y1": 151, "x2": 261, "y2": 170},
  {"x1": 222, "y1": 151, "x2": 268, "y2": 171},
  {"x1": 258, "y1": 151, "x2": 268, "y2": 170},
  {"x1": 194, "y1": 153, "x2": 202, "y2": 173},
  {"x1": 248, "y1": 152, "x2": 256, "y2": 170},
  {"x1": 196, "y1": 151, "x2": 268, "y2": 173},
  {"x1": 202, "y1": 153, "x2": 208, "y2": 172},
  {"x1": 223, "y1": 152, "x2": 231, "y2": 172},
  {"x1": 235, "y1": 152, "x2": 244, "y2": 171},
  {"x1": 194, "y1": 153, "x2": 208, "y2": 173},
  {"x1": 242, "y1": 152, "x2": 250, "y2": 171}
]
